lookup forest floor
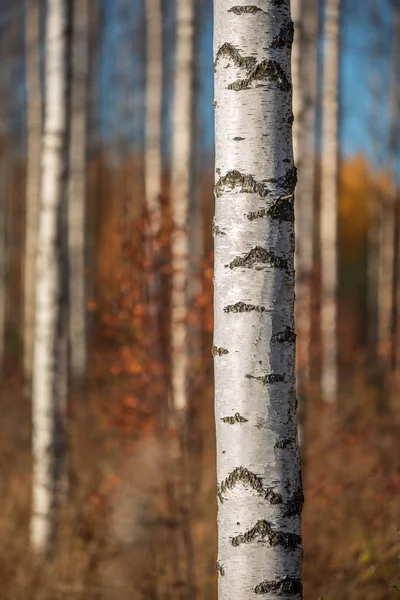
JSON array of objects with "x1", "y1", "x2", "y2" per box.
[{"x1": 0, "y1": 349, "x2": 399, "y2": 599}]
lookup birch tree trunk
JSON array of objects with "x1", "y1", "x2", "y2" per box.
[
  {"x1": 31, "y1": 0, "x2": 71, "y2": 554},
  {"x1": 292, "y1": 0, "x2": 318, "y2": 395},
  {"x1": 24, "y1": 0, "x2": 42, "y2": 381},
  {"x1": 213, "y1": 2, "x2": 303, "y2": 597},
  {"x1": 69, "y1": 0, "x2": 88, "y2": 379},
  {"x1": 321, "y1": 0, "x2": 340, "y2": 404},
  {"x1": 170, "y1": 0, "x2": 194, "y2": 413},
  {"x1": 145, "y1": 0, "x2": 162, "y2": 268}
]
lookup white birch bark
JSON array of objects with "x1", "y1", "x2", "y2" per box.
[
  {"x1": 145, "y1": 0, "x2": 162, "y2": 245},
  {"x1": 170, "y1": 0, "x2": 194, "y2": 412},
  {"x1": 31, "y1": 0, "x2": 70, "y2": 554},
  {"x1": 24, "y1": 0, "x2": 42, "y2": 381},
  {"x1": 69, "y1": 0, "x2": 88, "y2": 379},
  {"x1": 320, "y1": 0, "x2": 340, "y2": 403},
  {"x1": 144, "y1": 0, "x2": 162, "y2": 319},
  {"x1": 292, "y1": 0, "x2": 318, "y2": 393},
  {"x1": 213, "y1": 2, "x2": 303, "y2": 597}
]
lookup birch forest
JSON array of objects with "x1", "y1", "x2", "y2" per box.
[{"x1": 0, "y1": 0, "x2": 399, "y2": 598}]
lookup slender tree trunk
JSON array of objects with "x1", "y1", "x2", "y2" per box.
[
  {"x1": 24, "y1": 0, "x2": 42, "y2": 381},
  {"x1": 213, "y1": 2, "x2": 303, "y2": 597},
  {"x1": 170, "y1": 0, "x2": 194, "y2": 413},
  {"x1": 321, "y1": 0, "x2": 340, "y2": 403},
  {"x1": 69, "y1": 0, "x2": 88, "y2": 379},
  {"x1": 31, "y1": 0, "x2": 71, "y2": 554},
  {"x1": 292, "y1": 0, "x2": 318, "y2": 397},
  {"x1": 144, "y1": 0, "x2": 162, "y2": 296}
]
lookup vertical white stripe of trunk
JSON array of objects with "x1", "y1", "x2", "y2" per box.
[
  {"x1": 145, "y1": 0, "x2": 162, "y2": 241},
  {"x1": 214, "y1": 2, "x2": 303, "y2": 598},
  {"x1": 145, "y1": 0, "x2": 162, "y2": 315},
  {"x1": 292, "y1": 0, "x2": 318, "y2": 393},
  {"x1": 321, "y1": 0, "x2": 340, "y2": 403},
  {"x1": 31, "y1": 0, "x2": 70, "y2": 554},
  {"x1": 24, "y1": 0, "x2": 42, "y2": 381},
  {"x1": 69, "y1": 0, "x2": 88, "y2": 379},
  {"x1": 170, "y1": 0, "x2": 194, "y2": 412}
]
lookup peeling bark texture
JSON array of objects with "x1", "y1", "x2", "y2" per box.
[
  {"x1": 213, "y1": 1, "x2": 302, "y2": 598},
  {"x1": 24, "y1": 0, "x2": 42, "y2": 381},
  {"x1": 321, "y1": 0, "x2": 340, "y2": 403},
  {"x1": 170, "y1": 0, "x2": 194, "y2": 412},
  {"x1": 145, "y1": 0, "x2": 162, "y2": 316},
  {"x1": 69, "y1": 0, "x2": 88, "y2": 379},
  {"x1": 31, "y1": 0, "x2": 71, "y2": 555},
  {"x1": 292, "y1": 0, "x2": 318, "y2": 393}
]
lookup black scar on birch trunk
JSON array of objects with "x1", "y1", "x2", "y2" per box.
[
  {"x1": 227, "y1": 5, "x2": 265, "y2": 14},
  {"x1": 214, "y1": 168, "x2": 297, "y2": 199},
  {"x1": 224, "y1": 302, "x2": 269, "y2": 314},
  {"x1": 245, "y1": 373, "x2": 285, "y2": 384},
  {"x1": 221, "y1": 412, "x2": 248, "y2": 424},
  {"x1": 230, "y1": 519, "x2": 301, "y2": 550},
  {"x1": 272, "y1": 326, "x2": 296, "y2": 343},
  {"x1": 254, "y1": 576, "x2": 302, "y2": 595},
  {"x1": 270, "y1": 21, "x2": 294, "y2": 49},
  {"x1": 246, "y1": 195, "x2": 294, "y2": 223},
  {"x1": 212, "y1": 345, "x2": 229, "y2": 356},
  {"x1": 214, "y1": 42, "x2": 257, "y2": 72},
  {"x1": 226, "y1": 246, "x2": 289, "y2": 271},
  {"x1": 227, "y1": 59, "x2": 291, "y2": 92},
  {"x1": 217, "y1": 466, "x2": 282, "y2": 505}
]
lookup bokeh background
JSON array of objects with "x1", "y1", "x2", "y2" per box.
[{"x1": 0, "y1": 0, "x2": 399, "y2": 598}]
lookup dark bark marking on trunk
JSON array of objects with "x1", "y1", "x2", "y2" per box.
[
  {"x1": 215, "y1": 169, "x2": 296, "y2": 199},
  {"x1": 246, "y1": 195, "x2": 294, "y2": 223},
  {"x1": 226, "y1": 246, "x2": 288, "y2": 271},
  {"x1": 270, "y1": 21, "x2": 294, "y2": 49},
  {"x1": 228, "y1": 5, "x2": 265, "y2": 14},
  {"x1": 224, "y1": 302, "x2": 268, "y2": 314},
  {"x1": 245, "y1": 373, "x2": 285, "y2": 384},
  {"x1": 212, "y1": 223, "x2": 227, "y2": 236},
  {"x1": 217, "y1": 466, "x2": 282, "y2": 505},
  {"x1": 275, "y1": 437, "x2": 291, "y2": 448},
  {"x1": 284, "y1": 483, "x2": 304, "y2": 517},
  {"x1": 212, "y1": 345, "x2": 229, "y2": 356},
  {"x1": 221, "y1": 412, "x2": 248, "y2": 424},
  {"x1": 266, "y1": 194, "x2": 295, "y2": 222},
  {"x1": 231, "y1": 519, "x2": 301, "y2": 549},
  {"x1": 254, "y1": 576, "x2": 302, "y2": 595},
  {"x1": 214, "y1": 42, "x2": 257, "y2": 72},
  {"x1": 227, "y1": 59, "x2": 291, "y2": 92},
  {"x1": 216, "y1": 561, "x2": 225, "y2": 576},
  {"x1": 272, "y1": 326, "x2": 296, "y2": 343}
]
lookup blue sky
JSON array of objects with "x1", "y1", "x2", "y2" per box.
[{"x1": 97, "y1": 0, "x2": 395, "y2": 166}]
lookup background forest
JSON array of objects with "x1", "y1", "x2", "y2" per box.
[{"x1": 0, "y1": 0, "x2": 399, "y2": 598}]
